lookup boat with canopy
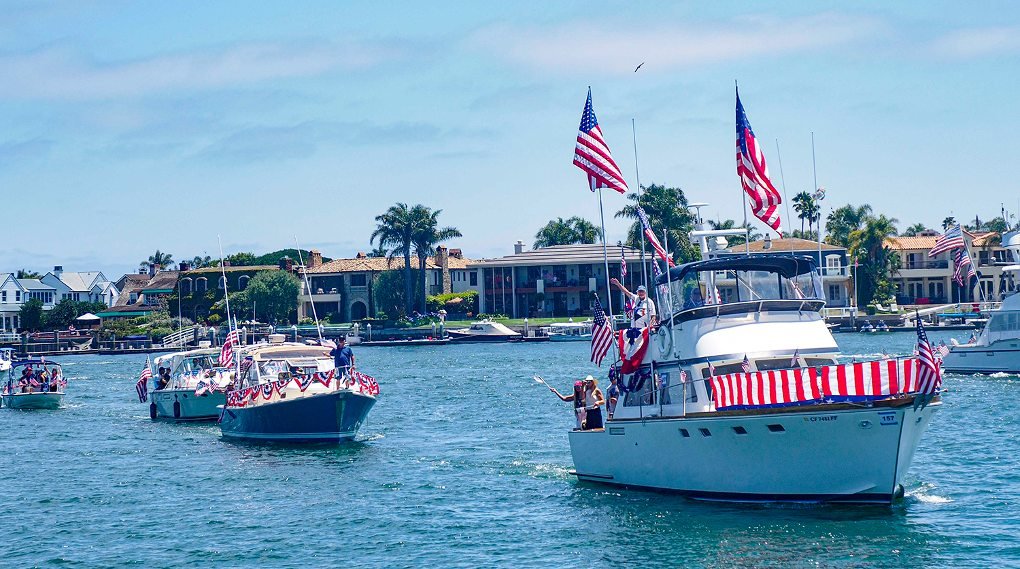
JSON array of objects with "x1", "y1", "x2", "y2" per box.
[
  {"x1": 2, "y1": 357, "x2": 66, "y2": 410},
  {"x1": 148, "y1": 347, "x2": 229, "y2": 421},
  {"x1": 566, "y1": 231, "x2": 941, "y2": 504}
]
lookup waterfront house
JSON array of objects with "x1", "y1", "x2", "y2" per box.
[
  {"x1": 40, "y1": 266, "x2": 119, "y2": 306},
  {"x1": 887, "y1": 230, "x2": 1014, "y2": 304},
  {"x1": 99, "y1": 268, "x2": 181, "y2": 319},
  {"x1": 0, "y1": 275, "x2": 59, "y2": 331},
  {"x1": 300, "y1": 247, "x2": 478, "y2": 322},
  {"x1": 713, "y1": 237, "x2": 852, "y2": 308},
  {"x1": 468, "y1": 242, "x2": 651, "y2": 318}
]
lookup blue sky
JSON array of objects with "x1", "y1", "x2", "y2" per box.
[{"x1": 2, "y1": 1, "x2": 1019, "y2": 278}]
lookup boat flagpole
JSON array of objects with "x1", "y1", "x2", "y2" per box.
[
  {"x1": 217, "y1": 236, "x2": 240, "y2": 378},
  {"x1": 598, "y1": 188, "x2": 614, "y2": 322},
  {"x1": 775, "y1": 138, "x2": 792, "y2": 233},
  {"x1": 632, "y1": 118, "x2": 648, "y2": 290},
  {"x1": 294, "y1": 239, "x2": 324, "y2": 343}
]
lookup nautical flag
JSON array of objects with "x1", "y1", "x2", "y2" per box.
[
  {"x1": 617, "y1": 327, "x2": 650, "y2": 375},
  {"x1": 680, "y1": 370, "x2": 689, "y2": 384},
  {"x1": 952, "y1": 248, "x2": 974, "y2": 285},
  {"x1": 736, "y1": 88, "x2": 783, "y2": 234},
  {"x1": 590, "y1": 295, "x2": 615, "y2": 367},
  {"x1": 572, "y1": 88, "x2": 628, "y2": 194},
  {"x1": 636, "y1": 206, "x2": 674, "y2": 267},
  {"x1": 915, "y1": 318, "x2": 942, "y2": 396},
  {"x1": 790, "y1": 349, "x2": 800, "y2": 368},
  {"x1": 619, "y1": 246, "x2": 627, "y2": 279},
  {"x1": 219, "y1": 329, "x2": 239, "y2": 368},
  {"x1": 929, "y1": 224, "x2": 965, "y2": 257},
  {"x1": 136, "y1": 359, "x2": 151, "y2": 403},
  {"x1": 741, "y1": 355, "x2": 751, "y2": 373}
]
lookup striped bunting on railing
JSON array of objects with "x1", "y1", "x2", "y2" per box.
[
  {"x1": 224, "y1": 369, "x2": 380, "y2": 408},
  {"x1": 711, "y1": 358, "x2": 924, "y2": 411}
]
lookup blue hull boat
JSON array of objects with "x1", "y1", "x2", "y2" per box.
[{"x1": 219, "y1": 390, "x2": 376, "y2": 443}]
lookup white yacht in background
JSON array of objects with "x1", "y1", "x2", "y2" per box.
[
  {"x1": 543, "y1": 321, "x2": 594, "y2": 342},
  {"x1": 943, "y1": 232, "x2": 1020, "y2": 374},
  {"x1": 566, "y1": 228, "x2": 940, "y2": 504},
  {"x1": 447, "y1": 320, "x2": 521, "y2": 342},
  {"x1": 149, "y1": 347, "x2": 228, "y2": 421}
]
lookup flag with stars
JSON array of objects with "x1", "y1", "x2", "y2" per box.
[
  {"x1": 741, "y1": 355, "x2": 751, "y2": 373},
  {"x1": 590, "y1": 294, "x2": 615, "y2": 367},
  {"x1": 915, "y1": 318, "x2": 942, "y2": 396},
  {"x1": 736, "y1": 87, "x2": 783, "y2": 234},
  {"x1": 573, "y1": 88, "x2": 628, "y2": 194}
]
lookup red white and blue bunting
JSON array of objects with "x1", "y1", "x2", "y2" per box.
[
  {"x1": 224, "y1": 369, "x2": 379, "y2": 408},
  {"x1": 711, "y1": 358, "x2": 932, "y2": 410}
]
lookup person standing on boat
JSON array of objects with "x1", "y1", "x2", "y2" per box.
[
  {"x1": 582, "y1": 377, "x2": 606, "y2": 429},
  {"x1": 330, "y1": 336, "x2": 355, "y2": 378},
  {"x1": 606, "y1": 374, "x2": 620, "y2": 420},
  {"x1": 549, "y1": 380, "x2": 586, "y2": 430},
  {"x1": 610, "y1": 279, "x2": 657, "y2": 329}
]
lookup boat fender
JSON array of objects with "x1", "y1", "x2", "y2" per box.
[
  {"x1": 173, "y1": 397, "x2": 181, "y2": 419},
  {"x1": 149, "y1": 402, "x2": 157, "y2": 420},
  {"x1": 656, "y1": 327, "x2": 673, "y2": 357}
]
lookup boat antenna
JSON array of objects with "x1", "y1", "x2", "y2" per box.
[
  {"x1": 775, "y1": 138, "x2": 791, "y2": 234},
  {"x1": 217, "y1": 235, "x2": 240, "y2": 379},
  {"x1": 293, "y1": 238, "x2": 324, "y2": 343},
  {"x1": 632, "y1": 118, "x2": 648, "y2": 290}
]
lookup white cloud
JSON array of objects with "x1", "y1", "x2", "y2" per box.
[
  {"x1": 0, "y1": 40, "x2": 401, "y2": 100},
  {"x1": 930, "y1": 26, "x2": 1020, "y2": 58},
  {"x1": 468, "y1": 13, "x2": 882, "y2": 73}
]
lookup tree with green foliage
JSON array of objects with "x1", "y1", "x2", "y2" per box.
[
  {"x1": 825, "y1": 204, "x2": 873, "y2": 248},
  {"x1": 19, "y1": 299, "x2": 44, "y2": 331},
  {"x1": 232, "y1": 271, "x2": 300, "y2": 324},
  {"x1": 372, "y1": 270, "x2": 406, "y2": 320},
  {"x1": 225, "y1": 252, "x2": 257, "y2": 266},
  {"x1": 707, "y1": 219, "x2": 761, "y2": 246},
  {"x1": 427, "y1": 290, "x2": 479, "y2": 316},
  {"x1": 901, "y1": 223, "x2": 928, "y2": 237},
  {"x1": 16, "y1": 269, "x2": 42, "y2": 279},
  {"x1": 615, "y1": 183, "x2": 698, "y2": 263},
  {"x1": 141, "y1": 250, "x2": 174, "y2": 271},
  {"x1": 412, "y1": 205, "x2": 462, "y2": 313},
  {"x1": 45, "y1": 299, "x2": 107, "y2": 329},
  {"x1": 533, "y1": 216, "x2": 603, "y2": 248},
  {"x1": 849, "y1": 214, "x2": 900, "y2": 306},
  {"x1": 251, "y1": 249, "x2": 328, "y2": 266},
  {"x1": 792, "y1": 191, "x2": 821, "y2": 236},
  {"x1": 982, "y1": 216, "x2": 1009, "y2": 234},
  {"x1": 372, "y1": 203, "x2": 426, "y2": 315},
  {"x1": 942, "y1": 216, "x2": 957, "y2": 231}
]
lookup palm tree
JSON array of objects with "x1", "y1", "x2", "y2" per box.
[
  {"x1": 141, "y1": 250, "x2": 173, "y2": 271},
  {"x1": 942, "y1": 216, "x2": 957, "y2": 231},
  {"x1": 791, "y1": 192, "x2": 816, "y2": 235},
  {"x1": 901, "y1": 223, "x2": 928, "y2": 237},
  {"x1": 366, "y1": 244, "x2": 389, "y2": 258},
  {"x1": 849, "y1": 215, "x2": 899, "y2": 305},
  {"x1": 371, "y1": 203, "x2": 420, "y2": 317},
  {"x1": 412, "y1": 206, "x2": 462, "y2": 312},
  {"x1": 533, "y1": 216, "x2": 603, "y2": 248},
  {"x1": 615, "y1": 183, "x2": 698, "y2": 263},
  {"x1": 825, "y1": 204, "x2": 873, "y2": 248},
  {"x1": 707, "y1": 219, "x2": 761, "y2": 246}
]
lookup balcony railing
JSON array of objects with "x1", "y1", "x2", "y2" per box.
[{"x1": 903, "y1": 260, "x2": 949, "y2": 270}]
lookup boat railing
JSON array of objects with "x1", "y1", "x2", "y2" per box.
[{"x1": 667, "y1": 299, "x2": 826, "y2": 325}]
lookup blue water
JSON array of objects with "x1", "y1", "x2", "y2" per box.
[{"x1": 2, "y1": 331, "x2": 1018, "y2": 568}]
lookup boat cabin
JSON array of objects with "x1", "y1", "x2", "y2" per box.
[{"x1": 153, "y1": 347, "x2": 226, "y2": 390}]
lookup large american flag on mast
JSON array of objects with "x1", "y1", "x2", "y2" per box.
[
  {"x1": 590, "y1": 295, "x2": 615, "y2": 367},
  {"x1": 736, "y1": 88, "x2": 783, "y2": 235},
  {"x1": 573, "y1": 88, "x2": 628, "y2": 194},
  {"x1": 219, "y1": 329, "x2": 240, "y2": 368}
]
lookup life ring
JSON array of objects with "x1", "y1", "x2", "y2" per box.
[{"x1": 656, "y1": 327, "x2": 673, "y2": 357}]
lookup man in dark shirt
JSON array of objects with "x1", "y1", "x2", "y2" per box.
[{"x1": 330, "y1": 337, "x2": 355, "y2": 376}]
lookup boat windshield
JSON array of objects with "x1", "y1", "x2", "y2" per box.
[{"x1": 172, "y1": 354, "x2": 217, "y2": 377}]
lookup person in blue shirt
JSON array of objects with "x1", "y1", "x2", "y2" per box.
[{"x1": 330, "y1": 336, "x2": 355, "y2": 376}]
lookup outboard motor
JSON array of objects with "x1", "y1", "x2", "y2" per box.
[
  {"x1": 173, "y1": 397, "x2": 181, "y2": 419},
  {"x1": 149, "y1": 402, "x2": 157, "y2": 420}
]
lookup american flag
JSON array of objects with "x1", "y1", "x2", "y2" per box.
[
  {"x1": 741, "y1": 355, "x2": 751, "y2": 373},
  {"x1": 929, "y1": 224, "x2": 965, "y2": 257},
  {"x1": 240, "y1": 356, "x2": 254, "y2": 377},
  {"x1": 736, "y1": 88, "x2": 783, "y2": 234},
  {"x1": 635, "y1": 206, "x2": 674, "y2": 267},
  {"x1": 936, "y1": 340, "x2": 950, "y2": 358},
  {"x1": 790, "y1": 348, "x2": 800, "y2": 368},
  {"x1": 136, "y1": 358, "x2": 151, "y2": 403},
  {"x1": 619, "y1": 246, "x2": 627, "y2": 279},
  {"x1": 915, "y1": 318, "x2": 942, "y2": 395},
  {"x1": 953, "y1": 248, "x2": 972, "y2": 285},
  {"x1": 572, "y1": 88, "x2": 628, "y2": 194},
  {"x1": 590, "y1": 295, "x2": 615, "y2": 367},
  {"x1": 680, "y1": 370, "x2": 689, "y2": 384},
  {"x1": 219, "y1": 329, "x2": 239, "y2": 367},
  {"x1": 353, "y1": 370, "x2": 381, "y2": 396},
  {"x1": 195, "y1": 380, "x2": 211, "y2": 396}
]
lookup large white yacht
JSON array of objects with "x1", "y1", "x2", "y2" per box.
[
  {"x1": 148, "y1": 347, "x2": 228, "y2": 421},
  {"x1": 943, "y1": 232, "x2": 1020, "y2": 374},
  {"x1": 567, "y1": 229, "x2": 940, "y2": 504}
]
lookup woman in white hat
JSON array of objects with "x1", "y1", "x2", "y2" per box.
[{"x1": 582, "y1": 375, "x2": 606, "y2": 430}]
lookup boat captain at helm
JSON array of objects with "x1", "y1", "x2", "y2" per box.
[{"x1": 610, "y1": 278, "x2": 657, "y2": 329}]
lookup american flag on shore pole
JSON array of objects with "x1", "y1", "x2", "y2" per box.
[
  {"x1": 929, "y1": 224, "x2": 965, "y2": 257},
  {"x1": 135, "y1": 357, "x2": 151, "y2": 403},
  {"x1": 736, "y1": 88, "x2": 783, "y2": 234},
  {"x1": 572, "y1": 88, "x2": 628, "y2": 195},
  {"x1": 219, "y1": 329, "x2": 239, "y2": 368},
  {"x1": 590, "y1": 295, "x2": 615, "y2": 367},
  {"x1": 953, "y1": 248, "x2": 976, "y2": 285}
]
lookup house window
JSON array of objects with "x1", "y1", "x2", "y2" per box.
[
  {"x1": 1, "y1": 291, "x2": 5, "y2": 302},
  {"x1": 218, "y1": 276, "x2": 227, "y2": 290},
  {"x1": 129, "y1": 293, "x2": 138, "y2": 303},
  {"x1": 828, "y1": 285, "x2": 841, "y2": 301},
  {"x1": 196, "y1": 277, "x2": 207, "y2": 293},
  {"x1": 15, "y1": 291, "x2": 21, "y2": 302},
  {"x1": 180, "y1": 278, "x2": 192, "y2": 295},
  {"x1": 350, "y1": 274, "x2": 367, "y2": 287},
  {"x1": 238, "y1": 275, "x2": 250, "y2": 290},
  {"x1": 469, "y1": 271, "x2": 477, "y2": 286}
]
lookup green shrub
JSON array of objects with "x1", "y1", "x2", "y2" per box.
[{"x1": 426, "y1": 290, "x2": 479, "y2": 315}]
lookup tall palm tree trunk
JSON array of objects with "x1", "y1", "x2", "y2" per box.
[
  {"x1": 402, "y1": 246, "x2": 413, "y2": 316},
  {"x1": 418, "y1": 253, "x2": 428, "y2": 313}
]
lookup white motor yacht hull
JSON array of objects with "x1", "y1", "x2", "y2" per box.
[
  {"x1": 568, "y1": 401, "x2": 938, "y2": 504},
  {"x1": 942, "y1": 344, "x2": 1020, "y2": 374},
  {"x1": 152, "y1": 388, "x2": 225, "y2": 421},
  {"x1": 2, "y1": 392, "x2": 63, "y2": 410}
]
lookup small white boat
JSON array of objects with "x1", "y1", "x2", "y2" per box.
[
  {"x1": 944, "y1": 233, "x2": 1020, "y2": 374},
  {"x1": 543, "y1": 321, "x2": 594, "y2": 342},
  {"x1": 447, "y1": 320, "x2": 521, "y2": 343},
  {"x1": 0, "y1": 348, "x2": 13, "y2": 373},
  {"x1": 148, "y1": 347, "x2": 228, "y2": 421},
  {"x1": 2, "y1": 358, "x2": 65, "y2": 410}
]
